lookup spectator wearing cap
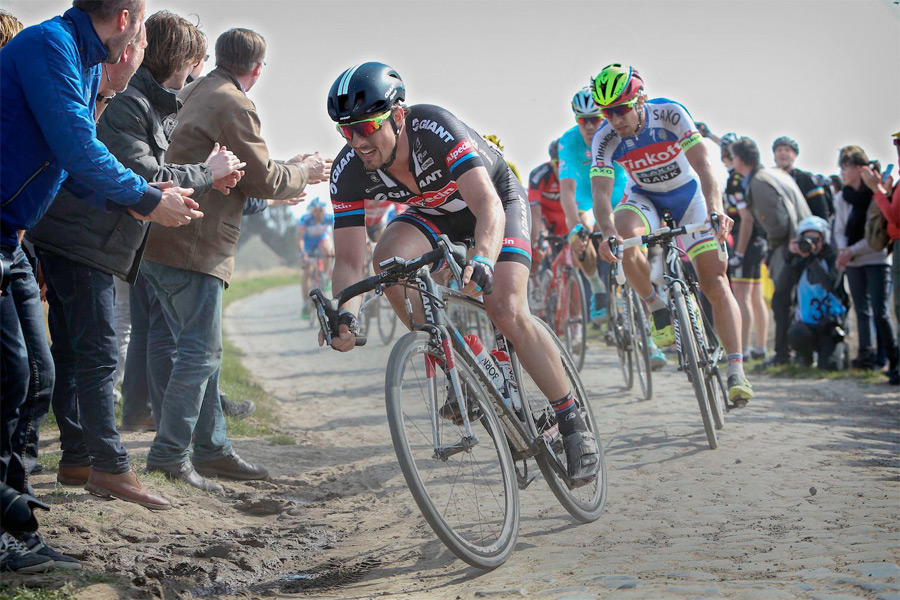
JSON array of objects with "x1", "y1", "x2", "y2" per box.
[
  {"x1": 730, "y1": 137, "x2": 812, "y2": 367},
  {"x1": 834, "y1": 145, "x2": 898, "y2": 381},
  {"x1": 139, "y1": 27, "x2": 331, "y2": 484},
  {"x1": 773, "y1": 136, "x2": 835, "y2": 221},
  {"x1": 784, "y1": 216, "x2": 850, "y2": 370}
]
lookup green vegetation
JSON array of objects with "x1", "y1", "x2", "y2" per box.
[{"x1": 267, "y1": 434, "x2": 296, "y2": 446}]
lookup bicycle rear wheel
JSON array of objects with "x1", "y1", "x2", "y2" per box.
[
  {"x1": 561, "y1": 268, "x2": 587, "y2": 372},
  {"x1": 512, "y1": 316, "x2": 607, "y2": 522},
  {"x1": 385, "y1": 331, "x2": 519, "y2": 569},
  {"x1": 376, "y1": 293, "x2": 397, "y2": 345},
  {"x1": 629, "y1": 287, "x2": 653, "y2": 401},
  {"x1": 607, "y1": 273, "x2": 634, "y2": 390},
  {"x1": 672, "y1": 291, "x2": 717, "y2": 449}
]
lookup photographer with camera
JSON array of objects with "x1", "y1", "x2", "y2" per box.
[
  {"x1": 783, "y1": 217, "x2": 850, "y2": 370},
  {"x1": 834, "y1": 145, "x2": 898, "y2": 382}
]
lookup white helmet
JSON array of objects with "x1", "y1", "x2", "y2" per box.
[
  {"x1": 797, "y1": 215, "x2": 830, "y2": 245},
  {"x1": 571, "y1": 86, "x2": 602, "y2": 118}
]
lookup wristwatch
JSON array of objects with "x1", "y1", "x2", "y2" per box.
[{"x1": 96, "y1": 93, "x2": 115, "y2": 105}]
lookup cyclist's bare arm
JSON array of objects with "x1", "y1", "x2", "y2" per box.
[
  {"x1": 327, "y1": 226, "x2": 368, "y2": 351},
  {"x1": 529, "y1": 203, "x2": 543, "y2": 247},
  {"x1": 296, "y1": 225, "x2": 306, "y2": 254},
  {"x1": 456, "y1": 167, "x2": 504, "y2": 295},
  {"x1": 590, "y1": 175, "x2": 617, "y2": 262},
  {"x1": 559, "y1": 178, "x2": 580, "y2": 233},
  {"x1": 684, "y1": 143, "x2": 729, "y2": 241}
]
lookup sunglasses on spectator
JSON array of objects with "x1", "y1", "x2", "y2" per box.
[
  {"x1": 576, "y1": 116, "x2": 602, "y2": 126},
  {"x1": 600, "y1": 100, "x2": 638, "y2": 119},
  {"x1": 336, "y1": 110, "x2": 393, "y2": 141}
]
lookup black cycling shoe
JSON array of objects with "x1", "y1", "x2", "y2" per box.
[
  {"x1": 438, "y1": 385, "x2": 482, "y2": 426},
  {"x1": 563, "y1": 430, "x2": 600, "y2": 486}
]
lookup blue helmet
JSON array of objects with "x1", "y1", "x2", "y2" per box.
[{"x1": 308, "y1": 197, "x2": 326, "y2": 210}]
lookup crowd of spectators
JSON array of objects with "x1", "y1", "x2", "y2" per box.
[
  {"x1": 697, "y1": 127, "x2": 899, "y2": 385},
  {"x1": 0, "y1": 0, "x2": 329, "y2": 572}
]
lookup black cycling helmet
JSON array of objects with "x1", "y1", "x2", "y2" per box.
[
  {"x1": 772, "y1": 135, "x2": 799, "y2": 154},
  {"x1": 327, "y1": 62, "x2": 405, "y2": 123},
  {"x1": 548, "y1": 139, "x2": 559, "y2": 161}
]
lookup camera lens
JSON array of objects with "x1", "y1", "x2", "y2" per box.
[{"x1": 798, "y1": 237, "x2": 813, "y2": 253}]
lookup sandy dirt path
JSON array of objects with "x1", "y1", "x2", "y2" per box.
[{"x1": 219, "y1": 285, "x2": 899, "y2": 599}]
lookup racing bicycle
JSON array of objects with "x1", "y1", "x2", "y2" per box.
[
  {"x1": 600, "y1": 236, "x2": 652, "y2": 400},
  {"x1": 310, "y1": 235, "x2": 607, "y2": 569},
  {"x1": 596, "y1": 213, "x2": 729, "y2": 449},
  {"x1": 531, "y1": 233, "x2": 589, "y2": 372}
]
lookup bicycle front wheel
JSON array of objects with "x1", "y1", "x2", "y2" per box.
[
  {"x1": 513, "y1": 316, "x2": 607, "y2": 523},
  {"x1": 629, "y1": 287, "x2": 653, "y2": 401},
  {"x1": 561, "y1": 268, "x2": 588, "y2": 372},
  {"x1": 607, "y1": 274, "x2": 634, "y2": 390},
  {"x1": 385, "y1": 331, "x2": 519, "y2": 569},
  {"x1": 672, "y1": 291, "x2": 717, "y2": 449}
]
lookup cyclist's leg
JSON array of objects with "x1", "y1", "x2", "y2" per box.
[
  {"x1": 487, "y1": 190, "x2": 598, "y2": 481},
  {"x1": 731, "y1": 281, "x2": 753, "y2": 353},
  {"x1": 319, "y1": 235, "x2": 335, "y2": 280},
  {"x1": 680, "y1": 198, "x2": 752, "y2": 402},
  {"x1": 614, "y1": 195, "x2": 675, "y2": 347}
]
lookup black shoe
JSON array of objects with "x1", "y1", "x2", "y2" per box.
[
  {"x1": 0, "y1": 531, "x2": 54, "y2": 573},
  {"x1": 146, "y1": 460, "x2": 223, "y2": 492},
  {"x1": 194, "y1": 451, "x2": 268, "y2": 481},
  {"x1": 221, "y1": 396, "x2": 256, "y2": 420},
  {"x1": 563, "y1": 430, "x2": 600, "y2": 485},
  {"x1": 438, "y1": 384, "x2": 482, "y2": 425},
  {"x1": 28, "y1": 463, "x2": 43, "y2": 475},
  {"x1": 749, "y1": 348, "x2": 767, "y2": 360},
  {"x1": 19, "y1": 531, "x2": 81, "y2": 570}
]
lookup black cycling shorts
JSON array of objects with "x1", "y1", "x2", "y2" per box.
[
  {"x1": 729, "y1": 236, "x2": 767, "y2": 282},
  {"x1": 389, "y1": 168, "x2": 532, "y2": 271}
]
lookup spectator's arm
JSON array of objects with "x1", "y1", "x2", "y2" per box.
[
  {"x1": 735, "y1": 207, "x2": 754, "y2": 255},
  {"x1": 242, "y1": 197, "x2": 268, "y2": 215},
  {"x1": 832, "y1": 196, "x2": 849, "y2": 250},
  {"x1": 98, "y1": 95, "x2": 214, "y2": 197},
  {"x1": 15, "y1": 32, "x2": 160, "y2": 214},
  {"x1": 219, "y1": 108, "x2": 308, "y2": 200}
]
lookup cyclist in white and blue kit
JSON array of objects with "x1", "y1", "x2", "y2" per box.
[{"x1": 589, "y1": 64, "x2": 752, "y2": 404}]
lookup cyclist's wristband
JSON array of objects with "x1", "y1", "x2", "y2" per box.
[{"x1": 471, "y1": 255, "x2": 494, "y2": 269}]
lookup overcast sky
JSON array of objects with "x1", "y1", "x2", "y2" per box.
[{"x1": 5, "y1": 0, "x2": 899, "y2": 211}]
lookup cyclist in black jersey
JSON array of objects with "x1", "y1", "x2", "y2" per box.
[{"x1": 323, "y1": 62, "x2": 599, "y2": 483}]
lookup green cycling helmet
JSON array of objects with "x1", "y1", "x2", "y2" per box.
[{"x1": 591, "y1": 63, "x2": 644, "y2": 108}]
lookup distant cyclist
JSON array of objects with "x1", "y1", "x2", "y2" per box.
[
  {"x1": 325, "y1": 62, "x2": 599, "y2": 483},
  {"x1": 589, "y1": 64, "x2": 752, "y2": 404},
  {"x1": 558, "y1": 87, "x2": 626, "y2": 320},
  {"x1": 364, "y1": 197, "x2": 403, "y2": 244},
  {"x1": 298, "y1": 197, "x2": 334, "y2": 318}
]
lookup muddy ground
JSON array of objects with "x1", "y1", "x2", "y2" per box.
[{"x1": 11, "y1": 284, "x2": 899, "y2": 599}]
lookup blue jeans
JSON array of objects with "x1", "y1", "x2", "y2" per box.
[
  {"x1": 141, "y1": 261, "x2": 231, "y2": 465},
  {"x1": 1, "y1": 244, "x2": 47, "y2": 493},
  {"x1": 37, "y1": 248, "x2": 129, "y2": 474},
  {"x1": 846, "y1": 264, "x2": 898, "y2": 366},
  {"x1": 122, "y1": 271, "x2": 175, "y2": 426},
  {"x1": 10, "y1": 246, "x2": 55, "y2": 476}
]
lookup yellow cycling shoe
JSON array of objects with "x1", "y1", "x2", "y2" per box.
[
  {"x1": 727, "y1": 374, "x2": 753, "y2": 407},
  {"x1": 649, "y1": 309, "x2": 676, "y2": 347}
]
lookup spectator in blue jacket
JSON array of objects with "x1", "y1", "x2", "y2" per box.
[{"x1": 0, "y1": 0, "x2": 206, "y2": 571}]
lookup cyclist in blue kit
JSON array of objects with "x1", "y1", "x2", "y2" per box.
[
  {"x1": 589, "y1": 64, "x2": 752, "y2": 404},
  {"x1": 298, "y1": 197, "x2": 334, "y2": 319},
  {"x1": 323, "y1": 62, "x2": 600, "y2": 482}
]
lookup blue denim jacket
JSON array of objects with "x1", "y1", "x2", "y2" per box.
[{"x1": 0, "y1": 7, "x2": 161, "y2": 247}]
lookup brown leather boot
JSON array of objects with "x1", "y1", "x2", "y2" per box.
[
  {"x1": 84, "y1": 469, "x2": 171, "y2": 511},
  {"x1": 57, "y1": 465, "x2": 91, "y2": 486}
]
